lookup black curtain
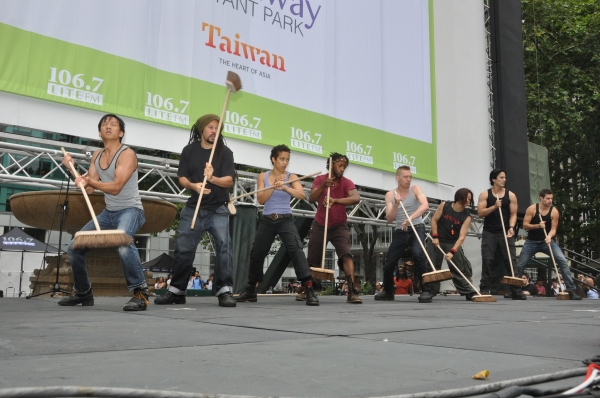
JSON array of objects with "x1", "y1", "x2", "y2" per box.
[{"x1": 229, "y1": 205, "x2": 258, "y2": 294}]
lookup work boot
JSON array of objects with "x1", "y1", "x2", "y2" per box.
[
  {"x1": 504, "y1": 292, "x2": 512, "y2": 299},
  {"x1": 218, "y1": 292, "x2": 237, "y2": 307},
  {"x1": 568, "y1": 290, "x2": 582, "y2": 300},
  {"x1": 154, "y1": 291, "x2": 186, "y2": 305},
  {"x1": 305, "y1": 286, "x2": 319, "y2": 306},
  {"x1": 465, "y1": 292, "x2": 476, "y2": 301},
  {"x1": 374, "y1": 290, "x2": 395, "y2": 301},
  {"x1": 236, "y1": 284, "x2": 258, "y2": 302},
  {"x1": 418, "y1": 289, "x2": 433, "y2": 303},
  {"x1": 480, "y1": 288, "x2": 491, "y2": 295},
  {"x1": 58, "y1": 289, "x2": 94, "y2": 306},
  {"x1": 347, "y1": 282, "x2": 363, "y2": 304},
  {"x1": 123, "y1": 288, "x2": 149, "y2": 311},
  {"x1": 511, "y1": 289, "x2": 527, "y2": 300},
  {"x1": 295, "y1": 286, "x2": 307, "y2": 301}
]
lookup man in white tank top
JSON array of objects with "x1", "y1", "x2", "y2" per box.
[{"x1": 375, "y1": 166, "x2": 432, "y2": 303}]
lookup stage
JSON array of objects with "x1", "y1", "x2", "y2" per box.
[{"x1": 0, "y1": 294, "x2": 597, "y2": 397}]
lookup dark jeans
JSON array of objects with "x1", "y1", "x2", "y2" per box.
[
  {"x1": 169, "y1": 205, "x2": 233, "y2": 296},
  {"x1": 516, "y1": 240, "x2": 576, "y2": 291},
  {"x1": 430, "y1": 241, "x2": 476, "y2": 295},
  {"x1": 248, "y1": 217, "x2": 311, "y2": 283},
  {"x1": 383, "y1": 224, "x2": 427, "y2": 294},
  {"x1": 480, "y1": 230, "x2": 516, "y2": 291}
]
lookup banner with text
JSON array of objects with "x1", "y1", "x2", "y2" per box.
[{"x1": 0, "y1": 0, "x2": 437, "y2": 181}]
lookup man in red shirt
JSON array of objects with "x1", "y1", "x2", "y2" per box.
[{"x1": 306, "y1": 153, "x2": 362, "y2": 304}]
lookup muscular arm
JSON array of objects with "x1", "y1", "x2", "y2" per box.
[
  {"x1": 548, "y1": 208, "x2": 559, "y2": 240},
  {"x1": 507, "y1": 191, "x2": 518, "y2": 238},
  {"x1": 308, "y1": 180, "x2": 327, "y2": 203},
  {"x1": 256, "y1": 172, "x2": 271, "y2": 205},
  {"x1": 178, "y1": 176, "x2": 211, "y2": 196},
  {"x1": 522, "y1": 205, "x2": 537, "y2": 230},
  {"x1": 453, "y1": 217, "x2": 471, "y2": 251},
  {"x1": 84, "y1": 149, "x2": 137, "y2": 196},
  {"x1": 429, "y1": 203, "x2": 444, "y2": 236},
  {"x1": 385, "y1": 190, "x2": 398, "y2": 224},
  {"x1": 410, "y1": 185, "x2": 430, "y2": 220},
  {"x1": 477, "y1": 190, "x2": 497, "y2": 217},
  {"x1": 284, "y1": 174, "x2": 307, "y2": 200},
  {"x1": 330, "y1": 188, "x2": 360, "y2": 206}
]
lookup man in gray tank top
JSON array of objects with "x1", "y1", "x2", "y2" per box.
[
  {"x1": 60, "y1": 114, "x2": 149, "y2": 311},
  {"x1": 375, "y1": 166, "x2": 433, "y2": 303}
]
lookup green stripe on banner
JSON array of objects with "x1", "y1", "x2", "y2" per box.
[{"x1": 0, "y1": 22, "x2": 437, "y2": 182}]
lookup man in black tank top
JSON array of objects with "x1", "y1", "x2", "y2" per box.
[
  {"x1": 477, "y1": 169, "x2": 522, "y2": 298},
  {"x1": 515, "y1": 189, "x2": 581, "y2": 300}
]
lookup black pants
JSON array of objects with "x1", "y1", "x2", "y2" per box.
[
  {"x1": 383, "y1": 225, "x2": 428, "y2": 294},
  {"x1": 480, "y1": 230, "x2": 516, "y2": 291}
]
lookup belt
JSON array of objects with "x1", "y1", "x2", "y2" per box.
[{"x1": 264, "y1": 213, "x2": 292, "y2": 220}]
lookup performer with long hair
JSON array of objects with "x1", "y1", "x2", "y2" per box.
[{"x1": 236, "y1": 145, "x2": 319, "y2": 305}]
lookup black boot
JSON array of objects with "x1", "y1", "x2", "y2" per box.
[
  {"x1": 123, "y1": 288, "x2": 149, "y2": 311},
  {"x1": 374, "y1": 290, "x2": 394, "y2": 301},
  {"x1": 568, "y1": 290, "x2": 582, "y2": 300},
  {"x1": 236, "y1": 284, "x2": 258, "y2": 302},
  {"x1": 511, "y1": 288, "x2": 527, "y2": 300},
  {"x1": 58, "y1": 289, "x2": 94, "y2": 306},
  {"x1": 305, "y1": 286, "x2": 319, "y2": 306},
  {"x1": 418, "y1": 289, "x2": 433, "y2": 303}
]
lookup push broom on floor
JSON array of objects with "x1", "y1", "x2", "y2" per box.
[
  {"x1": 310, "y1": 158, "x2": 335, "y2": 282},
  {"x1": 397, "y1": 201, "x2": 453, "y2": 284},
  {"x1": 426, "y1": 233, "x2": 496, "y2": 302},
  {"x1": 495, "y1": 194, "x2": 525, "y2": 288},
  {"x1": 61, "y1": 148, "x2": 133, "y2": 249},
  {"x1": 539, "y1": 214, "x2": 569, "y2": 300},
  {"x1": 190, "y1": 71, "x2": 242, "y2": 229}
]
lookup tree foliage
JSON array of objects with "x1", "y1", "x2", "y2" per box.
[{"x1": 522, "y1": 0, "x2": 600, "y2": 257}]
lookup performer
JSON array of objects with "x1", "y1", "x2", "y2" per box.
[
  {"x1": 430, "y1": 188, "x2": 478, "y2": 300},
  {"x1": 376, "y1": 166, "x2": 433, "y2": 303},
  {"x1": 306, "y1": 153, "x2": 362, "y2": 304},
  {"x1": 236, "y1": 145, "x2": 319, "y2": 305},
  {"x1": 154, "y1": 114, "x2": 236, "y2": 307},
  {"x1": 60, "y1": 114, "x2": 148, "y2": 311},
  {"x1": 477, "y1": 169, "x2": 523, "y2": 298},
  {"x1": 514, "y1": 189, "x2": 581, "y2": 300}
]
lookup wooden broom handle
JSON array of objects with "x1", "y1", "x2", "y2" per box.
[
  {"x1": 191, "y1": 89, "x2": 232, "y2": 229},
  {"x1": 539, "y1": 214, "x2": 565, "y2": 292},
  {"x1": 230, "y1": 171, "x2": 321, "y2": 201},
  {"x1": 320, "y1": 159, "x2": 332, "y2": 270},
  {"x1": 426, "y1": 232, "x2": 482, "y2": 295},
  {"x1": 397, "y1": 200, "x2": 437, "y2": 273},
  {"x1": 494, "y1": 194, "x2": 516, "y2": 277},
  {"x1": 61, "y1": 148, "x2": 101, "y2": 231}
]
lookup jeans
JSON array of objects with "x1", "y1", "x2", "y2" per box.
[
  {"x1": 480, "y1": 230, "x2": 516, "y2": 291},
  {"x1": 383, "y1": 225, "x2": 427, "y2": 294},
  {"x1": 169, "y1": 205, "x2": 233, "y2": 296},
  {"x1": 248, "y1": 217, "x2": 311, "y2": 283},
  {"x1": 67, "y1": 207, "x2": 146, "y2": 294},
  {"x1": 515, "y1": 240, "x2": 576, "y2": 290}
]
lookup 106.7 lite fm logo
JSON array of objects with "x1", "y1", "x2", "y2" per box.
[{"x1": 47, "y1": 67, "x2": 104, "y2": 105}]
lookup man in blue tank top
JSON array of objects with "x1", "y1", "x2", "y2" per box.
[
  {"x1": 477, "y1": 169, "x2": 521, "y2": 298},
  {"x1": 515, "y1": 189, "x2": 581, "y2": 300},
  {"x1": 375, "y1": 166, "x2": 433, "y2": 303},
  {"x1": 60, "y1": 114, "x2": 149, "y2": 311}
]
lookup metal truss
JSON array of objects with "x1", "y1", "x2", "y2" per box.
[
  {"x1": 0, "y1": 132, "x2": 484, "y2": 236},
  {"x1": 484, "y1": 0, "x2": 497, "y2": 170}
]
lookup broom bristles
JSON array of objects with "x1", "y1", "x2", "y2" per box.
[
  {"x1": 226, "y1": 71, "x2": 242, "y2": 93},
  {"x1": 422, "y1": 269, "x2": 453, "y2": 283},
  {"x1": 72, "y1": 230, "x2": 133, "y2": 249},
  {"x1": 501, "y1": 276, "x2": 525, "y2": 287},
  {"x1": 310, "y1": 267, "x2": 335, "y2": 282},
  {"x1": 472, "y1": 295, "x2": 497, "y2": 302},
  {"x1": 556, "y1": 292, "x2": 570, "y2": 300}
]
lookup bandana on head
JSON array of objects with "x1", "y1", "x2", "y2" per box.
[{"x1": 194, "y1": 114, "x2": 221, "y2": 136}]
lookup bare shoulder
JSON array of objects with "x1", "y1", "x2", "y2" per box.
[
  {"x1": 288, "y1": 173, "x2": 299, "y2": 180},
  {"x1": 412, "y1": 184, "x2": 423, "y2": 195},
  {"x1": 385, "y1": 190, "x2": 394, "y2": 201},
  {"x1": 525, "y1": 204, "x2": 536, "y2": 214},
  {"x1": 551, "y1": 206, "x2": 560, "y2": 217},
  {"x1": 478, "y1": 190, "x2": 488, "y2": 200},
  {"x1": 508, "y1": 190, "x2": 518, "y2": 201}
]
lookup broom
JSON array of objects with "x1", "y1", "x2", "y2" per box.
[
  {"x1": 191, "y1": 71, "x2": 242, "y2": 229},
  {"x1": 310, "y1": 159, "x2": 335, "y2": 281},
  {"x1": 61, "y1": 148, "x2": 133, "y2": 249},
  {"x1": 226, "y1": 171, "x2": 321, "y2": 215},
  {"x1": 397, "y1": 201, "x2": 453, "y2": 283},
  {"x1": 426, "y1": 233, "x2": 496, "y2": 302},
  {"x1": 495, "y1": 194, "x2": 525, "y2": 287},
  {"x1": 539, "y1": 214, "x2": 569, "y2": 300}
]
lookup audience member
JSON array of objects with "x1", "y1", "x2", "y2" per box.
[
  {"x1": 188, "y1": 271, "x2": 205, "y2": 290},
  {"x1": 535, "y1": 280, "x2": 546, "y2": 296},
  {"x1": 521, "y1": 274, "x2": 537, "y2": 296},
  {"x1": 394, "y1": 266, "x2": 413, "y2": 295},
  {"x1": 154, "y1": 276, "x2": 167, "y2": 289},
  {"x1": 374, "y1": 282, "x2": 382, "y2": 293},
  {"x1": 205, "y1": 274, "x2": 214, "y2": 290},
  {"x1": 166, "y1": 273, "x2": 172, "y2": 287}
]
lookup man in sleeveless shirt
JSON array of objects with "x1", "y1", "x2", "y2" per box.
[
  {"x1": 307, "y1": 153, "x2": 362, "y2": 304},
  {"x1": 60, "y1": 114, "x2": 149, "y2": 311},
  {"x1": 375, "y1": 166, "x2": 433, "y2": 303},
  {"x1": 154, "y1": 114, "x2": 237, "y2": 307},
  {"x1": 477, "y1": 169, "x2": 523, "y2": 299},
  {"x1": 515, "y1": 189, "x2": 581, "y2": 300}
]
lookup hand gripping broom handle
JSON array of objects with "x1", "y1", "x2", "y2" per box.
[
  {"x1": 230, "y1": 171, "x2": 321, "y2": 201},
  {"x1": 320, "y1": 159, "x2": 332, "y2": 270},
  {"x1": 398, "y1": 200, "x2": 437, "y2": 273},
  {"x1": 426, "y1": 232, "x2": 482, "y2": 295},
  {"x1": 191, "y1": 89, "x2": 232, "y2": 229},
  {"x1": 539, "y1": 214, "x2": 565, "y2": 292},
  {"x1": 61, "y1": 148, "x2": 101, "y2": 231},
  {"x1": 495, "y1": 194, "x2": 516, "y2": 277}
]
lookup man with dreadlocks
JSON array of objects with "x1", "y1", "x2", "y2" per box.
[
  {"x1": 305, "y1": 153, "x2": 362, "y2": 304},
  {"x1": 155, "y1": 114, "x2": 237, "y2": 307}
]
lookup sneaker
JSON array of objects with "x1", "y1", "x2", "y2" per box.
[
  {"x1": 236, "y1": 285, "x2": 258, "y2": 302},
  {"x1": 154, "y1": 291, "x2": 186, "y2": 305},
  {"x1": 374, "y1": 290, "x2": 394, "y2": 301},
  {"x1": 58, "y1": 289, "x2": 94, "y2": 306},
  {"x1": 305, "y1": 286, "x2": 319, "y2": 306},
  {"x1": 123, "y1": 288, "x2": 149, "y2": 311},
  {"x1": 511, "y1": 290, "x2": 527, "y2": 300},
  {"x1": 568, "y1": 290, "x2": 582, "y2": 300},
  {"x1": 418, "y1": 290, "x2": 433, "y2": 303},
  {"x1": 218, "y1": 292, "x2": 237, "y2": 307}
]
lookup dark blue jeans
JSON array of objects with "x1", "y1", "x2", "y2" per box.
[
  {"x1": 248, "y1": 216, "x2": 311, "y2": 283},
  {"x1": 383, "y1": 224, "x2": 427, "y2": 294},
  {"x1": 67, "y1": 207, "x2": 146, "y2": 294},
  {"x1": 516, "y1": 240, "x2": 575, "y2": 290},
  {"x1": 169, "y1": 205, "x2": 233, "y2": 296}
]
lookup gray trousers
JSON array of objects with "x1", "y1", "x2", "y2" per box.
[{"x1": 430, "y1": 242, "x2": 476, "y2": 295}]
